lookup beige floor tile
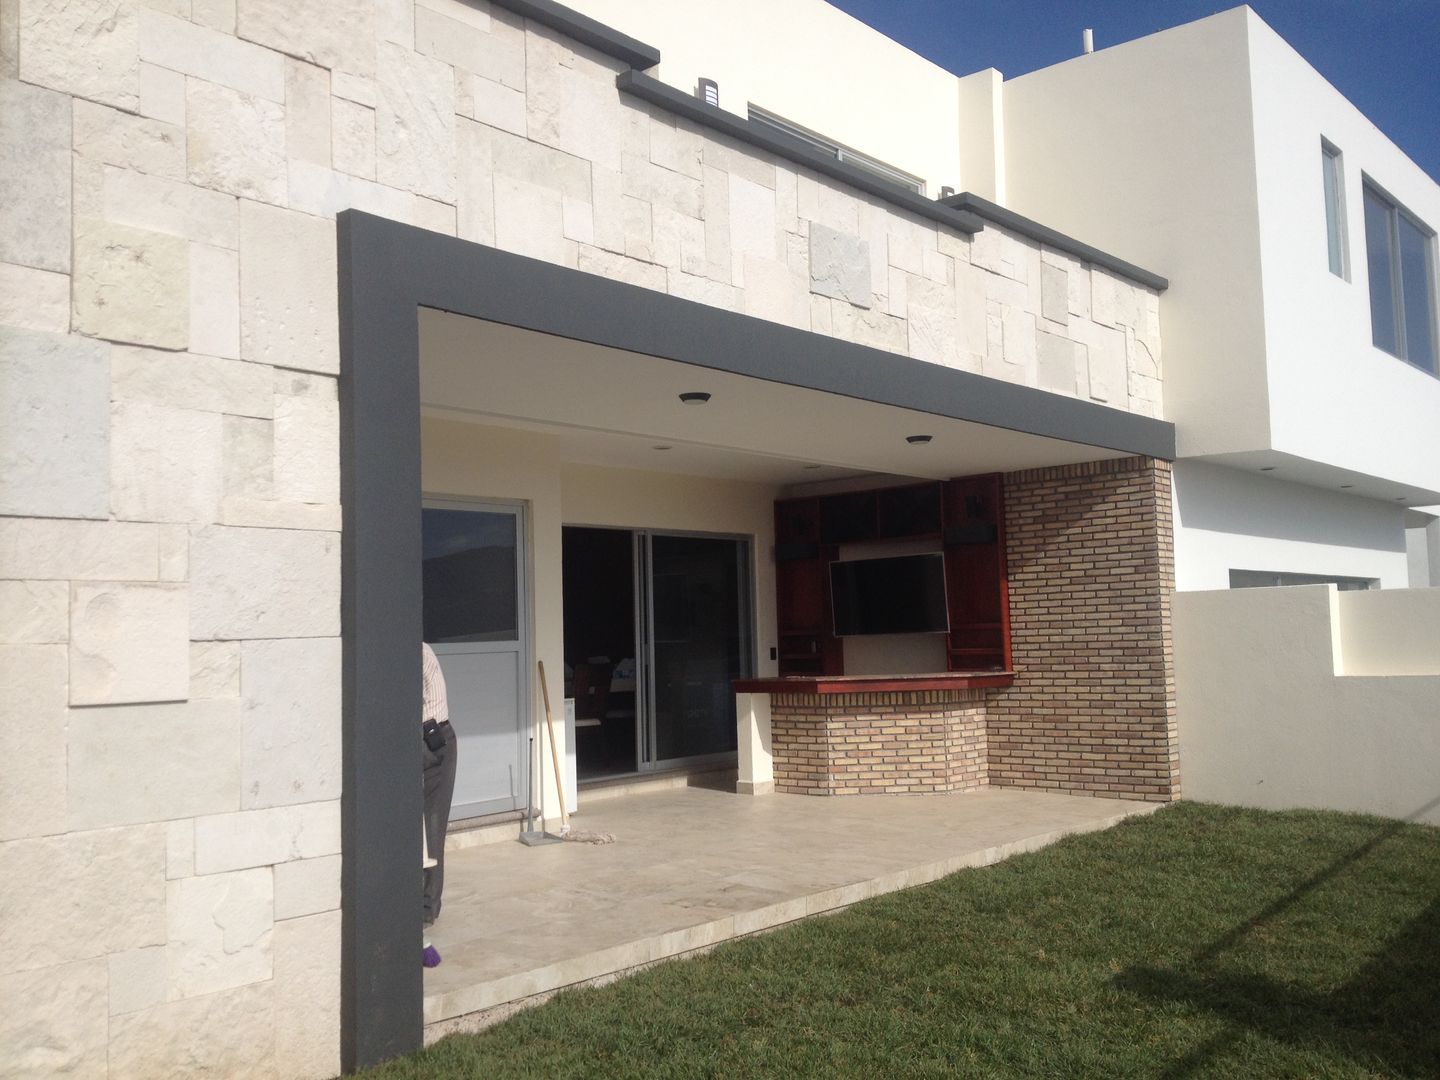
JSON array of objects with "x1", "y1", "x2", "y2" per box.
[{"x1": 423, "y1": 787, "x2": 1156, "y2": 1025}]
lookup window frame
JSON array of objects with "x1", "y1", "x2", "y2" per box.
[
  {"x1": 1229, "y1": 569, "x2": 1377, "y2": 591},
  {"x1": 1362, "y1": 176, "x2": 1439, "y2": 375},
  {"x1": 747, "y1": 105, "x2": 926, "y2": 196},
  {"x1": 1320, "y1": 139, "x2": 1348, "y2": 279}
]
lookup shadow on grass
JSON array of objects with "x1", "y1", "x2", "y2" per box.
[{"x1": 1116, "y1": 795, "x2": 1440, "y2": 1079}]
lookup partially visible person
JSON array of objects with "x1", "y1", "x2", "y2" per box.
[{"x1": 421, "y1": 642, "x2": 456, "y2": 929}]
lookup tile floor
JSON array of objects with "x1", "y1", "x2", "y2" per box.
[{"x1": 423, "y1": 786, "x2": 1160, "y2": 1032}]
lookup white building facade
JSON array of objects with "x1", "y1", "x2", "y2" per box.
[{"x1": 0, "y1": 1, "x2": 1435, "y2": 1076}]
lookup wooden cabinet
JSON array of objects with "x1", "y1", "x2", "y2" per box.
[
  {"x1": 772, "y1": 476, "x2": 1010, "y2": 677},
  {"x1": 941, "y1": 474, "x2": 1010, "y2": 672},
  {"x1": 773, "y1": 498, "x2": 842, "y2": 675}
]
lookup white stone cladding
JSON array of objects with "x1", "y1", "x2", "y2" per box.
[{"x1": 0, "y1": 1, "x2": 1164, "y2": 1075}]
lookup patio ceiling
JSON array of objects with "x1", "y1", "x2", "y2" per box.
[{"x1": 419, "y1": 307, "x2": 1137, "y2": 486}]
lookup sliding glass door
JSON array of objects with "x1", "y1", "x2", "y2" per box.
[
  {"x1": 564, "y1": 526, "x2": 752, "y2": 778},
  {"x1": 645, "y1": 533, "x2": 753, "y2": 765}
]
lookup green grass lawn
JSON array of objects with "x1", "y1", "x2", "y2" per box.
[{"x1": 364, "y1": 802, "x2": 1440, "y2": 1079}]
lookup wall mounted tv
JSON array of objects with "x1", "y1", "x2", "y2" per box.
[{"x1": 830, "y1": 553, "x2": 949, "y2": 637}]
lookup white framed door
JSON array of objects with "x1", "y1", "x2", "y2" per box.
[{"x1": 421, "y1": 497, "x2": 530, "y2": 820}]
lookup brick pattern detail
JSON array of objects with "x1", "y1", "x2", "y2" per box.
[
  {"x1": 770, "y1": 690, "x2": 987, "y2": 795},
  {"x1": 765, "y1": 457, "x2": 1178, "y2": 803},
  {"x1": 989, "y1": 456, "x2": 1179, "y2": 801}
]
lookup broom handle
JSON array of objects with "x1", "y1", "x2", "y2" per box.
[{"x1": 538, "y1": 660, "x2": 570, "y2": 830}]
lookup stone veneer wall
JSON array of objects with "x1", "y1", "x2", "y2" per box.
[
  {"x1": 0, "y1": 1, "x2": 1163, "y2": 1074},
  {"x1": 771, "y1": 691, "x2": 987, "y2": 795},
  {"x1": 988, "y1": 457, "x2": 1179, "y2": 801}
]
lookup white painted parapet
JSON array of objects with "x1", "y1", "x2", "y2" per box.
[
  {"x1": 1174, "y1": 585, "x2": 1440, "y2": 825},
  {"x1": 1337, "y1": 589, "x2": 1440, "y2": 676},
  {"x1": 735, "y1": 692, "x2": 774, "y2": 796}
]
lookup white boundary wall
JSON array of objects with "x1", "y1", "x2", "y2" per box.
[{"x1": 1174, "y1": 584, "x2": 1440, "y2": 825}]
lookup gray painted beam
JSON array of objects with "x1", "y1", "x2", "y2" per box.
[{"x1": 337, "y1": 215, "x2": 426, "y2": 1072}]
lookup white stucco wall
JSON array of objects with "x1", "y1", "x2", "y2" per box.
[
  {"x1": 1172, "y1": 461, "x2": 1409, "y2": 591},
  {"x1": 1175, "y1": 585, "x2": 1440, "y2": 825},
  {"x1": 1003, "y1": 8, "x2": 1269, "y2": 459},
  {"x1": 564, "y1": 0, "x2": 964, "y2": 195},
  {"x1": 1246, "y1": 16, "x2": 1440, "y2": 498},
  {"x1": 1004, "y1": 6, "x2": 1440, "y2": 498}
]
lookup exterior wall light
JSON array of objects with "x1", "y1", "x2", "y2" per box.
[
  {"x1": 697, "y1": 78, "x2": 719, "y2": 107},
  {"x1": 906, "y1": 434, "x2": 933, "y2": 444},
  {"x1": 679, "y1": 392, "x2": 711, "y2": 404}
]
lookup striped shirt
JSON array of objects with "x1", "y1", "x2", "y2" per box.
[{"x1": 421, "y1": 642, "x2": 449, "y2": 726}]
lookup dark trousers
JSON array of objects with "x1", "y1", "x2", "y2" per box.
[{"x1": 422, "y1": 722, "x2": 457, "y2": 924}]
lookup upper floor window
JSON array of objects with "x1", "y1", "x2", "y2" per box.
[
  {"x1": 747, "y1": 106, "x2": 925, "y2": 195},
  {"x1": 1321, "y1": 140, "x2": 1347, "y2": 278},
  {"x1": 1363, "y1": 181, "x2": 1437, "y2": 373}
]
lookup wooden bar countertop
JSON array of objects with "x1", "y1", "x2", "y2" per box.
[{"x1": 732, "y1": 671, "x2": 1015, "y2": 695}]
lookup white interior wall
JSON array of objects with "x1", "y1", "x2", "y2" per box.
[
  {"x1": 563, "y1": 0, "x2": 964, "y2": 194},
  {"x1": 1002, "y1": 8, "x2": 1270, "y2": 458},
  {"x1": 1246, "y1": 18, "x2": 1440, "y2": 496},
  {"x1": 1172, "y1": 460, "x2": 1409, "y2": 590}
]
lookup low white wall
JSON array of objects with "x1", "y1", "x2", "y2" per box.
[
  {"x1": 1173, "y1": 460, "x2": 1409, "y2": 590},
  {"x1": 1174, "y1": 584, "x2": 1440, "y2": 824},
  {"x1": 1337, "y1": 589, "x2": 1440, "y2": 676}
]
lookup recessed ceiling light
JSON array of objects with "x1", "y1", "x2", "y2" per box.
[
  {"x1": 1259, "y1": 466, "x2": 1276, "y2": 472},
  {"x1": 906, "y1": 434, "x2": 933, "y2": 444},
  {"x1": 652, "y1": 444, "x2": 672, "y2": 451},
  {"x1": 801, "y1": 463, "x2": 823, "y2": 470},
  {"x1": 678, "y1": 392, "x2": 711, "y2": 405},
  {"x1": 1339, "y1": 484, "x2": 1353, "y2": 489}
]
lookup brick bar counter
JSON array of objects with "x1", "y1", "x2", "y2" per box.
[{"x1": 734, "y1": 674, "x2": 1012, "y2": 796}]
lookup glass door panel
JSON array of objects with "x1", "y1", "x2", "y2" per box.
[
  {"x1": 421, "y1": 502, "x2": 528, "y2": 819},
  {"x1": 646, "y1": 534, "x2": 752, "y2": 764}
]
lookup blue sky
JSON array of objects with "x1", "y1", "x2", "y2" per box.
[{"x1": 826, "y1": 1, "x2": 1440, "y2": 183}]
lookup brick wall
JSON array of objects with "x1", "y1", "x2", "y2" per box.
[
  {"x1": 771, "y1": 690, "x2": 987, "y2": 795},
  {"x1": 988, "y1": 456, "x2": 1179, "y2": 801}
]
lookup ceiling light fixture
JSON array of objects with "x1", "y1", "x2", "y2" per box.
[
  {"x1": 679, "y1": 392, "x2": 711, "y2": 405},
  {"x1": 1339, "y1": 484, "x2": 1353, "y2": 489},
  {"x1": 802, "y1": 463, "x2": 823, "y2": 470},
  {"x1": 652, "y1": 444, "x2": 673, "y2": 451},
  {"x1": 1259, "y1": 466, "x2": 1276, "y2": 472},
  {"x1": 906, "y1": 434, "x2": 933, "y2": 444}
]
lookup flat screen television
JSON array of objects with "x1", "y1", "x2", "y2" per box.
[{"x1": 830, "y1": 553, "x2": 949, "y2": 637}]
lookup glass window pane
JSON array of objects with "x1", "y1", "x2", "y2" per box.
[
  {"x1": 1322, "y1": 147, "x2": 1345, "y2": 276},
  {"x1": 649, "y1": 535, "x2": 750, "y2": 762},
  {"x1": 422, "y1": 508, "x2": 518, "y2": 642},
  {"x1": 1364, "y1": 189, "x2": 1399, "y2": 354},
  {"x1": 1398, "y1": 215, "x2": 1436, "y2": 371}
]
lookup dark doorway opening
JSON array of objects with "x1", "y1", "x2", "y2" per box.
[{"x1": 562, "y1": 526, "x2": 638, "y2": 780}]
